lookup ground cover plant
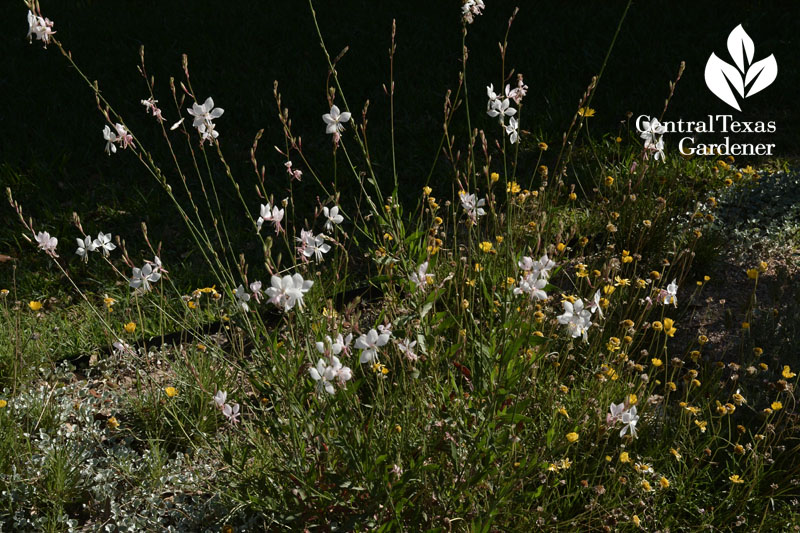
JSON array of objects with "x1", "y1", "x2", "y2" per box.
[{"x1": 2, "y1": 1, "x2": 800, "y2": 531}]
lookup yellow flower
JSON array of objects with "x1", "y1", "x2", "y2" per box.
[
  {"x1": 0, "y1": 289, "x2": 9, "y2": 297},
  {"x1": 566, "y1": 432, "x2": 579, "y2": 443},
  {"x1": 461, "y1": 299, "x2": 469, "y2": 310},
  {"x1": 568, "y1": 192, "x2": 577, "y2": 201},
  {"x1": 28, "y1": 301, "x2": 43, "y2": 311},
  {"x1": 694, "y1": 420, "x2": 707, "y2": 432},
  {"x1": 559, "y1": 385, "x2": 569, "y2": 394},
  {"x1": 490, "y1": 172, "x2": 500, "y2": 182},
  {"x1": 556, "y1": 242, "x2": 566, "y2": 252},
  {"x1": 165, "y1": 387, "x2": 178, "y2": 398},
  {"x1": 479, "y1": 241, "x2": 493, "y2": 253},
  {"x1": 507, "y1": 181, "x2": 521, "y2": 194},
  {"x1": 643, "y1": 219, "x2": 652, "y2": 228},
  {"x1": 659, "y1": 477, "x2": 670, "y2": 489},
  {"x1": 628, "y1": 393, "x2": 637, "y2": 405},
  {"x1": 0, "y1": 400, "x2": 7, "y2": 408},
  {"x1": 754, "y1": 347, "x2": 763, "y2": 356},
  {"x1": 422, "y1": 186, "x2": 432, "y2": 196},
  {"x1": 395, "y1": 424, "x2": 402, "y2": 433},
  {"x1": 619, "y1": 452, "x2": 631, "y2": 463},
  {"x1": 538, "y1": 142, "x2": 549, "y2": 151},
  {"x1": 652, "y1": 321, "x2": 663, "y2": 331},
  {"x1": 605, "y1": 175, "x2": 614, "y2": 186},
  {"x1": 782, "y1": 366, "x2": 796, "y2": 379},
  {"x1": 666, "y1": 381, "x2": 676, "y2": 391},
  {"x1": 124, "y1": 322, "x2": 137, "y2": 333},
  {"x1": 698, "y1": 335, "x2": 708, "y2": 345},
  {"x1": 771, "y1": 401, "x2": 783, "y2": 411},
  {"x1": 641, "y1": 480, "x2": 653, "y2": 492},
  {"x1": 632, "y1": 515, "x2": 641, "y2": 528},
  {"x1": 670, "y1": 448, "x2": 682, "y2": 460},
  {"x1": 558, "y1": 407, "x2": 569, "y2": 418},
  {"x1": 729, "y1": 475, "x2": 744, "y2": 484},
  {"x1": 614, "y1": 276, "x2": 630, "y2": 287},
  {"x1": 733, "y1": 444, "x2": 745, "y2": 455},
  {"x1": 663, "y1": 317, "x2": 677, "y2": 337},
  {"x1": 651, "y1": 358, "x2": 663, "y2": 368},
  {"x1": 746, "y1": 268, "x2": 759, "y2": 280},
  {"x1": 621, "y1": 250, "x2": 633, "y2": 263},
  {"x1": 107, "y1": 417, "x2": 120, "y2": 430},
  {"x1": 578, "y1": 107, "x2": 596, "y2": 117}
]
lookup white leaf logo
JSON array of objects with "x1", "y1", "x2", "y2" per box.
[{"x1": 705, "y1": 24, "x2": 777, "y2": 111}]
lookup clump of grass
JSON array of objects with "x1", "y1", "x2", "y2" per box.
[{"x1": 3, "y1": 1, "x2": 799, "y2": 530}]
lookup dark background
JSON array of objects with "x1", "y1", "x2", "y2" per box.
[{"x1": 2, "y1": 0, "x2": 798, "y2": 291}]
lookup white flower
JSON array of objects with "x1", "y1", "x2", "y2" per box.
[
  {"x1": 607, "y1": 401, "x2": 626, "y2": 425},
  {"x1": 112, "y1": 339, "x2": 133, "y2": 355},
  {"x1": 514, "y1": 273, "x2": 548, "y2": 301},
  {"x1": 114, "y1": 123, "x2": 134, "y2": 150},
  {"x1": 141, "y1": 97, "x2": 164, "y2": 122},
  {"x1": 213, "y1": 390, "x2": 227, "y2": 408},
  {"x1": 75, "y1": 235, "x2": 96, "y2": 262},
  {"x1": 129, "y1": 263, "x2": 162, "y2": 292},
  {"x1": 234, "y1": 284, "x2": 251, "y2": 312},
  {"x1": 323, "y1": 206, "x2": 344, "y2": 232},
  {"x1": 250, "y1": 281, "x2": 262, "y2": 303},
  {"x1": 519, "y1": 254, "x2": 556, "y2": 279},
  {"x1": 265, "y1": 273, "x2": 313, "y2": 311},
  {"x1": 486, "y1": 84, "x2": 499, "y2": 102},
  {"x1": 198, "y1": 122, "x2": 219, "y2": 145},
  {"x1": 103, "y1": 125, "x2": 118, "y2": 155},
  {"x1": 662, "y1": 279, "x2": 678, "y2": 307},
  {"x1": 459, "y1": 192, "x2": 486, "y2": 224},
  {"x1": 322, "y1": 105, "x2": 352, "y2": 134},
  {"x1": 169, "y1": 118, "x2": 185, "y2": 131},
  {"x1": 409, "y1": 261, "x2": 434, "y2": 291},
  {"x1": 557, "y1": 298, "x2": 592, "y2": 342},
  {"x1": 586, "y1": 289, "x2": 604, "y2": 319},
  {"x1": 397, "y1": 338, "x2": 418, "y2": 362},
  {"x1": 187, "y1": 97, "x2": 224, "y2": 129},
  {"x1": 645, "y1": 136, "x2": 665, "y2": 161},
  {"x1": 639, "y1": 118, "x2": 666, "y2": 143},
  {"x1": 620, "y1": 405, "x2": 639, "y2": 438},
  {"x1": 35, "y1": 231, "x2": 58, "y2": 255},
  {"x1": 355, "y1": 328, "x2": 391, "y2": 363},
  {"x1": 507, "y1": 76, "x2": 528, "y2": 105},
  {"x1": 26, "y1": 10, "x2": 55, "y2": 46},
  {"x1": 256, "y1": 202, "x2": 285, "y2": 234},
  {"x1": 222, "y1": 402, "x2": 240, "y2": 424},
  {"x1": 462, "y1": 0, "x2": 485, "y2": 23},
  {"x1": 487, "y1": 98, "x2": 516, "y2": 123},
  {"x1": 92, "y1": 232, "x2": 116, "y2": 257},
  {"x1": 300, "y1": 232, "x2": 331, "y2": 263},
  {"x1": 504, "y1": 117, "x2": 519, "y2": 144},
  {"x1": 309, "y1": 356, "x2": 352, "y2": 395},
  {"x1": 316, "y1": 333, "x2": 353, "y2": 356}
]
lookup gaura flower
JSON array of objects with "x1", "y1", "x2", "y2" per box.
[
  {"x1": 92, "y1": 232, "x2": 116, "y2": 257},
  {"x1": 265, "y1": 273, "x2": 313, "y2": 311},
  {"x1": 187, "y1": 97, "x2": 224, "y2": 130},
  {"x1": 409, "y1": 261, "x2": 434, "y2": 291},
  {"x1": 234, "y1": 284, "x2": 251, "y2": 312},
  {"x1": 129, "y1": 263, "x2": 162, "y2": 293},
  {"x1": 75, "y1": 235, "x2": 96, "y2": 262},
  {"x1": 322, "y1": 105, "x2": 351, "y2": 134},
  {"x1": 26, "y1": 9, "x2": 55, "y2": 46},
  {"x1": 35, "y1": 231, "x2": 58, "y2": 255},
  {"x1": 355, "y1": 328, "x2": 391, "y2": 363},
  {"x1": 323, "y1": 205, "x2": 344, "y2": 232}
]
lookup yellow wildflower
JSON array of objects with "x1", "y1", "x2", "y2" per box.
[
  {"x1": 124, "y1": 322, "x2": 137, "y2": 333},
  {"x1": 566, "y1": 432, "x2": 579, "y2": 443},
  {"x1": 29, "y1": 301, "x2": 43, "y2": 311},
  {"x1": 165, "y1": 387, "x2": 178, "y2": 398}
]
